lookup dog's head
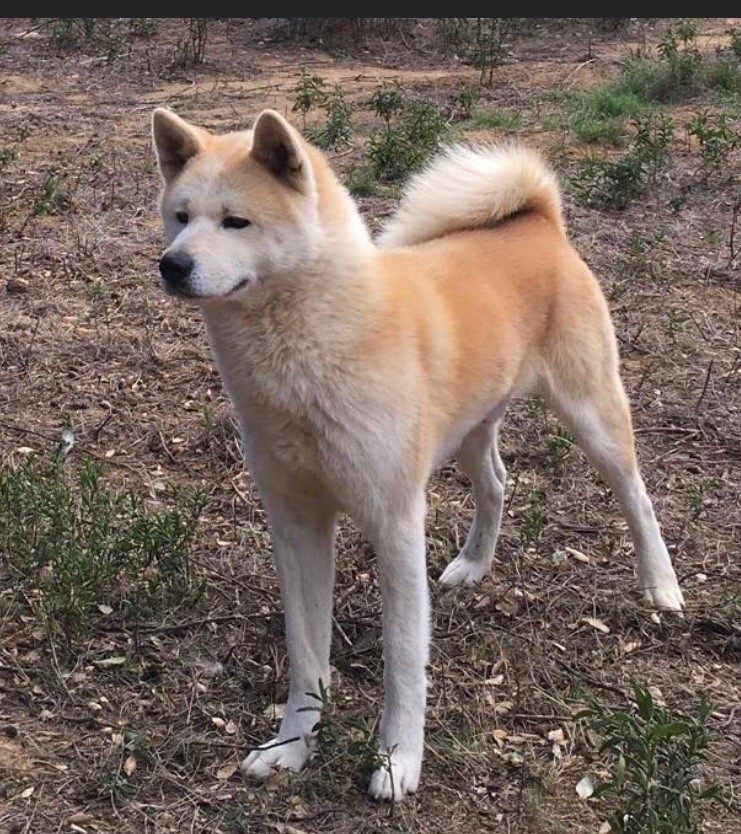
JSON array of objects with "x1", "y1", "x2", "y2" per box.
[{"x1": 152, "y1": 108, "x2": 323, "y2": 301}]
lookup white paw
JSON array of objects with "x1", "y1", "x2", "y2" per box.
[
  {"x1": 439, "y1": 554, "x2": 490, "y2": 586},
  {"x1": 643, "y1": 578, "x2": 685, "y2": 612},
  {"x1": 368, "y1": 750, "x2": 421, "y2": 801},
  {"x1": 241, "y1": 735, "x2": 314, "y2": 781}
]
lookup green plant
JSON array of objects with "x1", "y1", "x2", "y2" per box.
[
  {"x1": 439, "y1": 18, "x2": 528, "y2": 86},
  {"x1": 688, "y1": 111, "x2": 740, "y2": 172},
  {"x1": 571, "y1": 154, "x2": 646, "y2": 210},
  {"x1": 33, "y1": 167, "x2": 69, "y2": 216},
  {"x1": 309, "y1": 86, "x2": 353, "y2": 150},
  {"x1": 129, "y1": 18, "x2": 158, "y2": 39},
  {"x1": 174, "y1": 18, "x2": 208, "y2": 66},
  {"x1": 292, "y1": 70, "x2": 328, "y2": 128},
  {"x1": 0, "y1": 147, "x2": 16, "y2": 168},
  {"x1": 367, "y1": 88, "x2": 447, "y2": 181},
  {"x1": 298, "y1": 680, "x2": 383, "y2": 781},
  {"x1": 0, "y1": 454, "x2": 207, "y2": 641},
  {"x1": 631, "y1": 112, "x2": 674, "y2": 182},
  {"x1": 343, "y1": 164, "x2": 379, "y2": 197},
  {"x1": 520, "y1": 492, "x2": 546, "y2": 549},
  {"x1": 570, "y1": 86, "x2": 647, "y2": 144},
  {"x1": 729, "y1": 26, "x2": 741, "y2": 58},
  {"x1": 450, "y1": 84, "x2": 478, "y2": 121},
  {"x1": 466, "y1": 108, "x2": 522, "y2": 132},
  {"x1": 578, "y1": 683, "x2": 719, "y2": 834}
]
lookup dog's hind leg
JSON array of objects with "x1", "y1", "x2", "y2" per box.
[
  {"x1": 440, "y1": 418, "x2": 506, "y2": 586},
  {"x1": 242, "y1": 488, "x2": 337, "y2": 780},
  {"x1": 543, "y1": 337, "x2": 684, "y2": 611}
]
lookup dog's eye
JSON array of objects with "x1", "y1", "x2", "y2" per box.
[
  {"x1": 175, "y1": 211, "x2": 189, "y2": 224},
  {"x1": 223, "y1": 216, "x2": 251, "y2": 230}
]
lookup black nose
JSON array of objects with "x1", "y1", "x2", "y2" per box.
[{"x1": 159, "y1": 251, "x2": 194, "y2": 288}]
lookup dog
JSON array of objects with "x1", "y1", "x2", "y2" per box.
[{"x1": 151, "y1": 106, "x2": 684, "y2": 800}]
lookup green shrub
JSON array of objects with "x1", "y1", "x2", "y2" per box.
[
  {"x1": 308, "y1": 86, "x2": 353, "y2": 150},
  {"x1": 688, "y1": 111, "x2": 740, "y2": 171},
  {"x1": 0, "y1": 455, "x2": 206, "y2": 640},
  {"x1": 578, "y1": 683, "x2": 719, "y2": 834},
  {"x1": 292, "y1": 69, "x2": 328, "y2": 129}
]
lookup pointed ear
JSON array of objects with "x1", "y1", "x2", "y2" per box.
[
  {"x1": 251, "y1": 110, "x2": 312, "y2": 194},
  {"x1": 152, "y1": 108, "x2": 206, "y2": 182}
]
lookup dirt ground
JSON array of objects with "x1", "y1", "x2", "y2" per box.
[{"x1": 0, "y1": 18, "x2": 739, "y2": 834}]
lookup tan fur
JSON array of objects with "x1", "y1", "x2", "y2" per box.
[{"x1": 152, "y1": 108, "x2": 684, "y2": 801}]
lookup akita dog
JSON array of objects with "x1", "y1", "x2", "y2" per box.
[{"x1": 152, "y1": 107, "x2": 684, "y2": 800}]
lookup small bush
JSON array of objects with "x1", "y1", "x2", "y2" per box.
[
  {"x1": 292, "y1": 70, "x2": 328, "y2": 129},
  {"x1": 0, "y1": 455, "x2": 206, "y2": 640},
  {"x1": 688, "y1": 111, "x2": 740, "y2": 172},
  {"x1": 174, "y1": 18, "x2": 208, "y2": 66},
  {"x1": 33, "y1": 167, "x2": 69, "y2": 216},
  {"x1": 578, "y1": 683, "x2": 719, "y2": 834},
  {"x1": 308, "y1": 86, "x2": 353, "y2": 150},
  {"x1": 439, "y1": 18, "x2": 529, "y2": 86}
]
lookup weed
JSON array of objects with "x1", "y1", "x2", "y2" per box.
[
  {"x1": 466, "y1": 108, "x2": 522, "y2": 132},
  {"x1": 0, "y1": 454, "x2": 207, "y2": 641},
  {"x1": 343, "y1": 164, "x2": 379, "y2": 197},
  {"x1": 632, "y1": 112, "x2": 674, "y2": 183},
  {"x1": 571, "y1": 154, "x2": 646, "y2": 211},
  {"x1": 298, "y1": 680, "x2": 383, "y2": 782},
  {"x1": 440, "y1": 18, "x2": 528, "y2": 86},
  {"x1": 729, "y1": 26, "x2": 741, "y2": 59},
  {"x1": 309, "y1": 87, "x2": 353, "y2": 150},
  {"x1": 520, "y1": 492, "x2": 546, "y2": 549},
  {"x1": 33, "y1": 167, "x2": 69, "y2": 216},
  {"x1": 449, "y1": 85, "x2": 478, "y2": 121},
  {"x1": 570, "y1": 86, "x2": 647, "y2": 144},
  {"x1": 292, "y1": 70, "x2": 328, "y2": 129},
  {"x1": 0, "y1": 147, "x2": 17, "y2": 168},
  {"x1": 129, "y1": 18, "x2": 158, "y2": 39},
  {"x1": 174, "y1": 18, "x2": 208, "y2": 66},
  {"x1": 578, "y1": 683, "x2": 719, "y2": 834},
  {"x1": 688, "y1": 111, "x2": 740, "y2": 172}
]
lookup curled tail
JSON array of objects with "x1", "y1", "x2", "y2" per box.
[{"x1": 377, "y1": 143, "x2": 564, "y2": 248}]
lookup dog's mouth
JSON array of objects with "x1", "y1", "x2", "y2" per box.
[
  {"x1": 162, "y1": 276, "x2": 255, "y2": 301},
  {"x1": 225, "y1": 277, "x2": 253, "y2": 296}
]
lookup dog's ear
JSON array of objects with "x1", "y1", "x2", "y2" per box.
[
  {"x1": 152, "y1": 108, "x2": 206, "y2": 182},
  {"x1": 251, "y1": 110, "x2": 313, "y2": 194}
]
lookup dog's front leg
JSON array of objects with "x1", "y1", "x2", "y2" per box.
[
  {"x1": 365, "y1": 493, "x2": 430, "y2": 800},
  {"x1": 242, "y1": 490, "x2": 336, "y2": 780}
]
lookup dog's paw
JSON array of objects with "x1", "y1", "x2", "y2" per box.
[
  {"x1": 241, "y1": 735, "x2": 314, "y2": 781},
  {"x1": 439, "y1": 554, "x2": 490, "y2": 586},
  {"x1": 643, "y1": 578, "x2": 684, "y2": 613},
  {"x1": 368, "y1": 750, "x2": 421, "y2": 801}
]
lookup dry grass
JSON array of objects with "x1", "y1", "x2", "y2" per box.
[{"x1": 0, "y1": 18, "x2": 739, "y2": 834}]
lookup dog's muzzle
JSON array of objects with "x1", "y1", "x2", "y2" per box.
[{"x1": 159, "y1": 251, "x2": 194, "y2": 294}]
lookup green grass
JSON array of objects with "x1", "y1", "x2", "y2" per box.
[
  {"x1": 465, "y1": 107, "x2": 522, "y2": 132},
  {"x1": 569, "y1": 86, "x2": 648, "y2": 144},
  {"x1": 0, "y1": 454, "x2": 207, "y2": 641}
]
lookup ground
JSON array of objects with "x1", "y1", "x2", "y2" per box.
[{"x1": 0, "y1": 17, "x2": 739, "y2": 834}]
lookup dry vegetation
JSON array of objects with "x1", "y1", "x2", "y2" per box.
[{"x1": 0, "y1": 18, "x2": 739, "y2": 834}]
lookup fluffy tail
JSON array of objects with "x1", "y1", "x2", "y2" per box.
[{"x1": 377, "y1": 144, "x2": 564, "y2": 248}]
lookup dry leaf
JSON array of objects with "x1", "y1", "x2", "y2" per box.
[
  {"x1": 224, "y1": 719, "x2": 238, "y2": 735},
  {"x1": 599, "y1": 823, "x2": 612, "y2": 833},
  {"x1": 97, "y1": 604, "x2": 113, "y2": 615},
  {"x1": 20, "y1": 786, "x2": 35, "y2": 799},
  {"x1": 565, "y1": 546, "x2": 590, "y2": 563},
  {"x1": 93, "y1": 656, "x2": 126, "y2": 667},
  {"x1": 576, "y1": 775, "x2": 594, "y2": 799},
  {"x1": 493, "y1": 700, "x2": 513, "y2": 715},
  {"x1": 492, "y1": 728, "x2": 508, "y2": 748},
  {"x1": 67, "y1": 812, "x2": 94, "y2": 825},
  {"x1": 216, "y1": 761, "x2": 239, "y2": 781},
  {"x1": 582, "y1": 617, "x2": 610, "y2": 634},
  {"x1": 547, "y1": 728, "x2": 566, "y2": 745},
  {"x1": 211, "y1": 717, "x2": 226, "y2": 729},
  {"x1": 123, "y1": 754, "x2": 137, "y2": 776}
]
